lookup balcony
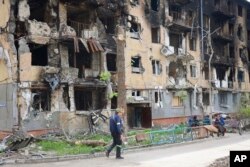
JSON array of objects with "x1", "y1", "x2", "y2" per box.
[
  {"x1": 204, "y1": 54, "x2": 234, "y2": 66},
  {"x1": 145, "y1": 10, "x2": 162, "y2": 28},
  {"x1": 166, "y1": 12, "x2": 192, "y2": 32},
  {"x1": 212, "y1": 3, "x2": 235, "y2": 20},
  {"x1": 212, "y1": 29, "x2": 233, "y2": 42}
]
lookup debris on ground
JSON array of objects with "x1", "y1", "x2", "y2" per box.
[{"x1": 208, "y1": 156, "x2": 229, "y2": 167}]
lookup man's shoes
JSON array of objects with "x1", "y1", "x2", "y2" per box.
[
  {"x1": 105, "y1": 151, "x2": 109, "y2": 158},
  {"x1": 116, "y1": 156, "x2": 124, "y2": 159}
]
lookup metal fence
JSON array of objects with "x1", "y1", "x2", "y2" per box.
[{"x1": 123, "y1": 126, "x2": 209, "y2": 149}]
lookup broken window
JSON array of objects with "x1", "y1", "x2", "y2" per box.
[
  {"x1": 155, "y1": 91, "x2": 163, "y2": 108},
  {"x1": 28, "y1": 0, "x2": 47, "y2": 22},
  {"x1": 106, "y1": 53, "x2": 117, "y2": 72},
  {"x1": 219, "y1": 92, "x2": 227, "y2": 105},
  {"x1": 229, "y1": 24, "x2": 234, "y2": 36},
  {"x1": 172, "y1": 96, "x2": 183, "y2": 107},
  {"x1": 237, "y1": 25, "x2": 244, "y2": 41},
  {"x1": 248, "y1": 48, "x2": 250, "y2": 61},
  {"x1": 31, "y1": 88, "x2": 50, "y2": 112},
  {"x1": 169, "y1": 5, "x2": 181, "y2": 21},
  {"x1": 204, "y1": 66, "x2": 209, "y2": 80},
  {"x1": 74, "y1": 89, "x2": 92, "y2": 110},
  {"x1": 247, "y1": 9, "x2": 250, "y2": 20},
  {"x1": 132, "y1": 90, "x2": 141, "y2": 97},
  {"x1": 131, "y1": 56, "x2": 142, "y2": 74},
  {"x1": 63, "y1": 86, "x2": 70, "y2": 110},
  {"x1": 190, "y1": 65, "x2": 197, "y2": 78},
  {"x1": 238, "y1": 70, "x2": 245, "y2": 82},
  {"x1": 239, "y1": 48, "x2": 243, "y2": 58},
  {"x1": 238, "y1": 5, "x2": 243, "y2": 17},
  {"x1": 101, "y1": 17, "x2": 116, "y2": 34},
  {"x1": 151, "y1": 0, "x2": 160, "y2": 12},
  {"x1": 68, "y1": 43, "x2": 92, "y2": 78},
  {"x1": 202, "y1": 92, "x2": 209, "y2": 105},
  {"x1": 129, "y1": 22, "x2": 140, "y2": 39},
  {"x1": 189, "y1": 38, "x2": 196, "y2": 51},
  {"x1": 151, "y1": 27, "x2": 160, "y2": 43},
  {"x1": 29, "y1": 44, "x2": 48, "y2": 66},
  {"x1": 152, "y1": 60, "x2": 162, "y2": 75},
  {"x1": 169, "y1": 33, "x2": 182, "y2": 54},
  {"x1": 229, "y1": 46, "x2": 234, "y2": 58}
]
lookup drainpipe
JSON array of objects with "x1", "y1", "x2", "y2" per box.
[{"x1": 200, "y1": 0, "x2": 204, "y2": 61}]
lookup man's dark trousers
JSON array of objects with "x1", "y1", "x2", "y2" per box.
[{"x1": 107, "y1": 133, "x2": 122, "y2": 157}]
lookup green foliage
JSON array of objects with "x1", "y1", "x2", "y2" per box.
[
  {"x1": 108, "y1": 92, "x2": 118, "y2": 99},
  {"x1": 84, "y1": 134, "x2": 111, "y2": 142},
  {"x1": 176, "y1": 90, "x2": 188, "y2": 101},
  {"x1": 239, "y1": 107, "x2": 250, "y2": 118},
  {"x1": 100, "y1": 71, "x2": 111, "y2": 81},
  {"x1": 36, "y1": 140, "x2": 93, "y2": 155},
  {"x1": 36, "y1": 136, "x2": 110, "y2": 156}
]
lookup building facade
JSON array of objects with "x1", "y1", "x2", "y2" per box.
[{"x1": 1, "y1": 0, "x2": 250, "y2": 137}]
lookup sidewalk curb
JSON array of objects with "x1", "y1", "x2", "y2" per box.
[{"x1": 3, "y1": 135, "x2": 223, "y2": 165}]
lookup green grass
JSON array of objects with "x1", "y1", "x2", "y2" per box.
[{"x1": 36, "y1": 140, "x2": 106, "y2": 155}]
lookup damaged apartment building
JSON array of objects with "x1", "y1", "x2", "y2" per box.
[{"x1": 1, "y1": 0, "x2": 250, "y2": 136}]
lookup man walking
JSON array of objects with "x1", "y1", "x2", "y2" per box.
[{"x1": 106, "y1": 110, "x2": 124, "y2": 159}]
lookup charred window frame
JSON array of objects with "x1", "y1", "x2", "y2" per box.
[
  {"x1": 229, "y1": 46, "x2": 234, "y2": 58},
  {"x1": 237, "y1": 25, "x2": 244, "y2": 41},
  {"x1": 151, "y1": 27, "x2": 160, "y2": 43},
  {"x1": 151, "y1": 0, "x2": 160, "y2": 12},
  {"x1": 28, "y1": 0, "x2": 47, "y2": 22},
  {"x1": 189, "y1": 37, "x2": 196, "y2": 51},
  {"x1": 31, "y1": 88, "x2": 51, "y2": 112},
  {"x1": 29, "y1": 44, "x2": 48, "y2": 66},
  {"x1": 106, "y1": 53, "x2": 117, "y2": 72},
  {"x1": 169, "y1": 5, "x2": 181, "y2": 21},
  {"x1": 131, "y1": 56, "x2": 142, "y2": 74},
  {"x1": 238, "y1": 5, "x2": 243, "y2": 17},
  {"x1": 219, "y1": 92, "x2": 227, "y2": 105},
  {"x1": 68, "y1": 43, "x2": 92, "y2": 78},
  {"x1": 129, "y1": 22, "x2": 141, "y2": 39},
  {"x1": 152, "y1": 60, "x2": 162, "y2": 75},
  {"x1": 190, "y1": 65, "x2": 197, "y2": 78},
  {"x1": 74, "y1": 89, "x2": 92, "y2": 111}
]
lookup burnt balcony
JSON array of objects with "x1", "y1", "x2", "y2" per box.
[
  {"x1": 212, "y1": 4, "x2": 235, "y2": 20},
  {"x1": 205, "y1": 53, "x2": 234, "y2": 66},
  {"x1": 146, "y1": 10, "x2": 162, "y2": 28},
  {"x1": 169, "y1": 0, "x2": 193, "y2": 6},
  {"x1": 166, "y1": 12, "x2": 192, "y2": 32},
  {"x1": 212, "y1": 29, "x2": 233, "y2": 42}
]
